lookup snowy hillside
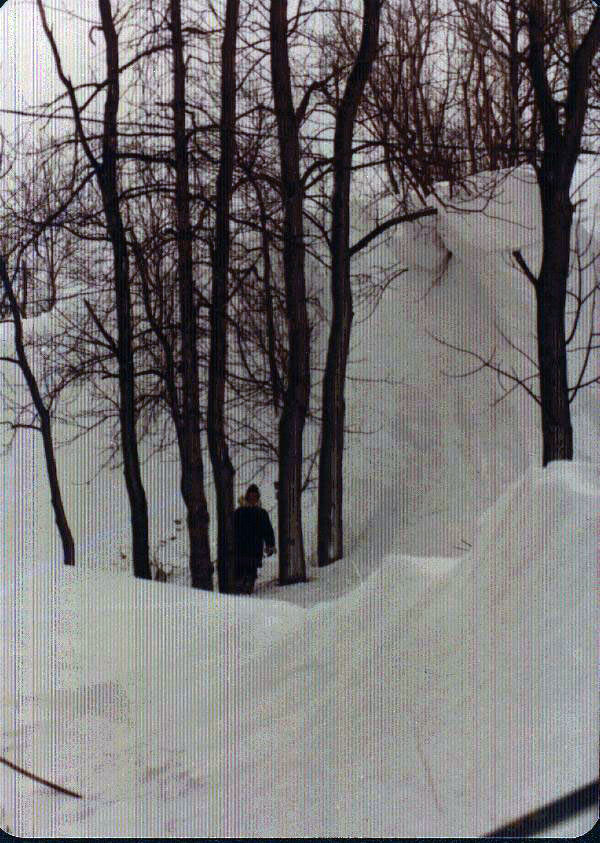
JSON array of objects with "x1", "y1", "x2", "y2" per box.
[{"x1": 1, "y1": 166, "x2": 598, "y2": 836}]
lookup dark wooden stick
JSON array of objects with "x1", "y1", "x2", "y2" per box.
[
  {"x1": 0, "y1": 755, "x2": 82, "y2": 799},
  {"x1": 350, "y1": 207, "x2": 438, "y2": 257},
  {"x1": 512, "y1": 248, "x2": 539, "y2": 290}
]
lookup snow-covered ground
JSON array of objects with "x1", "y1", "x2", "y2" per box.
[{"x1": 1, "y1": 166, "x2": 598, "y2": 836}]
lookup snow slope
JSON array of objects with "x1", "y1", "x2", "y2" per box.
[
  {"x1": 1, "y1": 461, "x2": 597, "y2": 836},
  {"x1": 257, "y1": 163, "x2": 599, "y2": 602},
  {"x1": 1, "y1": 164, "x2": 598, "y2": 836}
]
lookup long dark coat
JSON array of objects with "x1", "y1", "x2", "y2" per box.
[{"x1": 233, "y1": 503, "x2": 276, "y2": 570}]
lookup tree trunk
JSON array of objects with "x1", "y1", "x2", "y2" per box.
[
  {"x1": 256, "y1": 182, "x2": 284, "y2": 412},
  {"x1": 1, "y1": 257, "x2": 75, "y2": 566},
  {"x1": 536, "y1": 171, "x2": 573, "y2": 465},
  {"x1": 209, "y1": 0, "x2": 239, "y2": 595},
  {"x1": 318, "y1": 0, "x2": 381, "y2": 567},
  {"x1": 98, "y1": 0, "x2": 151, "y2": 579},
  {"x1": 525, "y1": 2, "x2": 600, "y2": 464},
  {"x1": 508, "y1": 0, "x2": 521, "y2": 165},
  {"x1": 171, "y1": 0, "x2": 213, "y2": 590},
  {"x1": 270, "y1": 0, "x2": 310, "y2": 585}
]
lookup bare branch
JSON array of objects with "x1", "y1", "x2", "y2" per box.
[
  {"x1": 349, "y1": 207, "x2": 437, "y2": 257},
  {"x1": 512, "y1": 248, "x2": 539, "y2": 290}
]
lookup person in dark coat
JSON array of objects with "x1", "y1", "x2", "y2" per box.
[{"x1": 234, "y1": 484, "x2": 276, "y2": 594}]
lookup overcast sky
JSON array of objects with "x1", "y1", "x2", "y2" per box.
[{"x1": 0, "y1": 1, "x2": 96, "y2": 143}]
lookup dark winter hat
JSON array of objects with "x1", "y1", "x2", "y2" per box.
[{"x1": 246, "y1": 484, "x2": 260, "y2": 497}]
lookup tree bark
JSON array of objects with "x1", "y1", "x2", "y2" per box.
[
  {"x1": 256, "y1": 182, "x2": 284, "y2": 412},
  {"x1": 318, "y1": 0, "x2": 381, "y2": 567},
  {"x1": 38, "y1": 0, "x2": 150, "y2": 577},
  {"x1": 1, "y1": 257, "x2": 75, "y2": 566},
  {"x1": 239, "y1": 166, "x2": 284, "y2": 410},
  {"x1": 270, "y1": 0, "x2": 311, "y2": 585},
  {"x1": 526, "y1": 2, "x2": 600, "y2": 465},
  {"x1": 208, "y1": 0, "x2": 239, "y2": 594},
  {"x1": 171, "y1": 0, "x2": 213, "y2": 590},
  {"x1": 535, "y1": 170, "x2": 574, "y2": 464},
  {"x1": 508, "y1": 0, "x2": 521, "y2": 165},
  {"x1": 98, "y1": 0, "x2": 151, "y2": 579}
]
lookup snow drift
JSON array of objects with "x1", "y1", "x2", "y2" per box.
[
  {"x1": 1, "y1": 460, "x2": 597, "y2": 837},
  {"x1": 1, "y1": 164, "x2": 598, "y2": 836}
]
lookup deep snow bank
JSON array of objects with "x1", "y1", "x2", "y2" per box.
[
  {"x1": 1, "y1": 460, "x2": 596, "y2": 837},
  {"x1": 1, "y1": 165, "x2": 598, "y2": 581},
  {"x1": 1, "y1": 163, "x2": 598, "y2": 836},
  {"x1": 311, "y1": 163, "x2": 599, "y2": 580}
]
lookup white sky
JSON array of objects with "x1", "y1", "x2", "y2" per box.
[
  {"x1": 0, "y1": 0, "x2": 327, "y2": 144},
  {"x1": 0, "y1": 1, "x2": 99, "y2": 144}
]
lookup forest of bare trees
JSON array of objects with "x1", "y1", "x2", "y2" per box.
[{"x1": 0, "y1": 0, "x2": 598, "y2": 589}]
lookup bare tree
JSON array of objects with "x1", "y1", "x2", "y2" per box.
[
  {"x1": 431, "y1": 223, "x2": 599, "y2": 437},
  {"x1": 269, "y1": 0, "x2": 311, "y2": 584},
  {"x1": 170, "y1": 0, "x2": 214, "y2": 590},
  {"x1": 1, "y1": 257, "x2": 75, "y2": 566},
  {"x1": 208, "y1": 0, "x2": 240, "y2": 594},
  {"x1": 525, "y1": 0, "x2": 600, "y2": 463},
  {"x1": 36, "y1": 0, "x2": 151, "y2": 578},
  {"x1": 318, "y1": 0, "x2": 382, "y2": 568},
  {"x1": 358, "y1": 0, "x2": 464, "y2": 201}
]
